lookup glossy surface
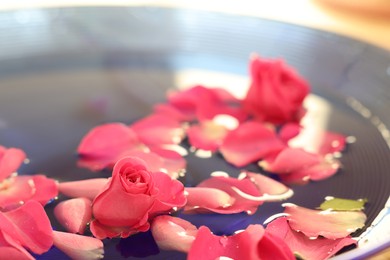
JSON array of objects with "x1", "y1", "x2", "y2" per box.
[{"x1": 0, "y1": 7, "x2": 389, "y2": 259}]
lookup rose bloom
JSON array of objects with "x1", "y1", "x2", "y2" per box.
[
  {"x1": 242, "y1": 55, "x2": 310, "y2": 124},
  {"x1": 90, "y1": 157, "x2": 187, "y2": 239}
]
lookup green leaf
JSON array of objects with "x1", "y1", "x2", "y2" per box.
[{"x1": 319, "y1": 197, "x2": 367, "y2": 211}]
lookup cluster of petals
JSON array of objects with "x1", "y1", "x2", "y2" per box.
[
  {"x1": 184, "y1": 171, "x2": 293, "y2": 215},
  {"x1": 264, "y1": 203, "x2": 367, "y2": 259},
  {"x1": 77, "y1": 122, "x2": 186, "y2": 179},
  {"x1": 150, "y1": 215, "x2": 295, "y2": 260},
  {"x1": 0, "y1": 145, "x2": 58, "y2": 210},
  {"x1": 56, "y1": 156, "x2": 187, "y2": 239}
]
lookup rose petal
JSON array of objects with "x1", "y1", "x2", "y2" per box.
[
  {"x1": 77, "y1": 123, "x2": 143, "y2": 171},
  {"x1": 153, "y1": 103, "x2": 193, "y2": 122},
  {"x1": 184, "y1": 187, "x2": 235, "y2": 213},
  {"x1": 184, "y1": 176, "x2": 264, "y2": 215},
  {"x1": 0, "y1": 146, "x2": 26, "y2": 181},
  {"x1": 54, "y1": 198, "x2": 93, "y2": 234},
  {"x1": 187, "y1": 121, "x2": 229, "y2": 152},
  {"x1": 149, "y1": 147, "x2": 186, "y2": 179},
  {"x1": 280, "y1": 158, "x2": 341, "y2": 184},
  {"x1": 283, "y1": 203, "x2": 367, "y2": 239},
  {"x1": 187, "y1": 225, "x2": 260, "y2": 260},
  {"x1": 261, "y1": 148, "x2": 321, "y2": 173},
  {"x1": 89, "y1": 219, "x2": 150, "y2": 240},
  {"x1": 187, "y1": 224, "x2": 291, "y2": 260},
  {"x1": 220, "y1": 121, "x2": 285, "y2": 167},
  {"x1": 0, "y1": 231, "x2": 35, "y2": 260},
  {"x1": 266, "y1": 217, "x2": 357, "y2": 260},
  {"x1": 28, "y1": 175, "x2": 58, "y2": 205},
  {"x1": 289, "y1": 130, "x2": 347, "y2": 156},
  {"x1": 0, "y1": 201, "x2": 53, "y2": 254},
  {"x1": 52, "y1": 231, "x2": 104, "y2": 260},
  {"x1": 130, "y1": 114, "x2": 185, "y2": 145},
  {"x1": 242, "y1": 171, "x2": 293, "y2": 201},
  {"x1": 278, "y1": 123, "x2": 302, "y2": 143},
  {"x1": 149, "y1": 172, "x2": 187, "y2": 215},
  {"x1": 151, "y1": 215, "x2": 198, "y2": 253},
  {"x1": 58, "y1": 178, "x2": 109, "y2": 200}
]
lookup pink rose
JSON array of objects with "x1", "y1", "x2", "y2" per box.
[
  {"x1": 90, "y1": 157, "x2": 186, "y2": 239},
  {"x1": 243, "y1": 55, "x2": 310, "y2": 124}
]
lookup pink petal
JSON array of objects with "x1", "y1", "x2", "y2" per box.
[
  {"x1": 257, "y1": 232, "x2": 296, "y2": 260},
  {"x1": 187, "y1": 225, "x2": 266, "y2": 260},
  {"x1": 151, "y1": 215, "x2": 198, "y2": 252},
  {"x1": 220, "y1": 121, "x2": 285, "y2": 167},
  {"x1": 130, "y1": 114, "x2": 185, "y2": 145},
  {"x1": 89, "y1": 220, "x2": 148, "y2": 239},
  {"x1": 52, "y1": 231, "x2": 104, "y2": 260},
  {"x1": 167, "y1": 85, "x2": 212, "y2": 120},
  {"x1": 283, "y1": 203, "x2": 367, "y2": 239},
  {"x1": 184, "y1": 187, "x2": 235, "y2": 213},
  {"x1": 54, "y1": 198, "x2": 93, "y2": 234},
  {"x1": 184, "y1": 176, "x2": 264, "y2": 215},
  {"x1": 0, "y1": 232, "x2": 35, "y2": 260},
  {"x1": 153, "y1": 103, "x2": 192, "y2": 122},
  {"x1": 266, "y1": 217, "x2": 357, "y2": 260},
  {"x1": 0, "y1": 174, "x2": 57, "y2": 209},
  {"x1": 0, "y1": 146, "x2": 26, "y2": 182},
  {"x1": 317, "y1": 131, "x2": 347, "y2": 155},
  {"x1": 0, "y1": 246, "x2": 33, "y2": 260},
  {"x1": 242, "y1": 171, "x2": 293, "y2": 201},
  {"x1": 289, "y1": 130, "x2": 347, "y2": 156},
  {"x1": 0, "y1": 201, "x2": 53, "y2": 254},
  {"x1": 261, "y1": 148, "x2": 321, "y2": 173},
  {"x1": 77, "y1": 123, "x2": 143, "y2": 171},
  {"x1": 0, "y1": 176, "x2": 34, "y2": 208},
  {"x1": 278, "y1": 123, "x2": 302, "y2": 143},
  {"x1": 187, "y1": 121, "x2": 229, "y2": 152},
  {"x1": 28, "y1": 175, "x2": 58, "y2": 205},
  {"x1": 58, "y1": 178, "x2": 109, "y2": 200},
  {"x1": 149, "y1": 172, "x2": 187, "y2": 215},
  {"x1": 150, "y1": 147, "x2": 186, "y2": 179},
  {"x1": 187, "y1": 225, "x2": 295, "y2": 260}
]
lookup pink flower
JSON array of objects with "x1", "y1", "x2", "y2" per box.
[
  {"x1": 187, "y1": 224, "x2": 295, "y2": 260},
  {"x1": 90, "y1": 157, "x2": 187, "y2": 239},
  {"x1": 151, "y1": 215, "x2": 198, "y2": 253},
  {"x1": 184, "y1": 172, "x2": 292, "y2": 215},
  {"x1": 266, "y1": 217, "x2": 357, "y2": 260},
  {"x1": 283, "y1": 203, "x2": 367, "y2": 239},
  {"x1": 242, "y1": 55, "x2": 310, "y2": 124},
  {"x1": 0, "y1": 201, "x2": 53, "y2": 259},
  {"x1": 219, "y1": 121, "x2": 285, "y2": 167},
  {"x1": 0, "y1": 146, "x2": 26, "y2": 182}
]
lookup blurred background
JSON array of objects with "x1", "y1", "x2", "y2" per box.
[{"x1": 1, "y1": 0, "x2": 390, "y2": 50}]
